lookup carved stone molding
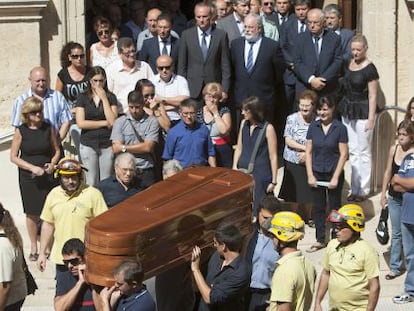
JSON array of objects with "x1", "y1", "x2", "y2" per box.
[{"x1": 0, "y1": 0, "x2": 49, "y2": 21}]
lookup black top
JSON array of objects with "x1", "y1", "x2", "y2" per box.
[
  {"x1": 338, "y1": 62, "x2": 379, "y2": 119},
  {"x1": 55, "y1": 270, "x2": 95, "y2": 311},
  {"x1": 388, "y1": 144, "x2": 403, "y2": 200},
  {"x1": 76, "y1": 92, "x2": 117, "y2": 149},
  {"x1": 57, "y1": 67, "x2": 89, "y2": 107},
  {"x1": 199, "y1": 252, "x2": 250, "y2": 311}
]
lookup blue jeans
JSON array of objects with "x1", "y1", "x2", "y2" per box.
[
  {"x1": 388, "y1": 195, "x2": 403, "y2": 274},
  {"x1": 79, "y1": 144, "x2": 113, "y2": 186},
  {"x1": 401, "y1": 222, "x2": 414, "y2": 296}
]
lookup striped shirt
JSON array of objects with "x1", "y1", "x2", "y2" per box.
[{"x1": 11, "y1": 88, "x2": 72, "y2": 132}]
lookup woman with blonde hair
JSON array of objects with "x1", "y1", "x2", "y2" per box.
[
  {"x1": 10, "y1": 96, "x2": 60, "y2": 261},
  {"x1": 0, "y1": 203, "x2": 27, "y2": 310}
]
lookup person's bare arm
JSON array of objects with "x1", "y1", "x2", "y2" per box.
[
  {"x1": 232, "y1": 121, "x2": 245, "y2": 170},
  {"x1": 392, "y1": 174, "x2": 414, "y2": 192},
  {"x1": 380, "y1": 145, "x2": 396, "y2": 207},
  {"x1": 329, "y1": 142, "x2": 348, "y2": 189},
  {"x1": 54, "y1": 265, "x2": 87, "y2": 311},
  {"x1": 305, "y1": 140, "x2": 316, "y2": 187},
  {"x1": 56, "y1": 76, "x2": 64, "y2": 92},
  {"x1": 208, "y1": 156, "x2": 217, "y2": 167},
  {"x1": 0, "y1": 282, "x2": 11, "y2": 310},
  {"x1": 366, "y1": 276, "x2": 380, "y2": 311},
  {"x1": 365, "y1": 79, "x2": 378, "y2": 131},
  {"x1": 112, "y1": 140, "x2": 154, "y2": 155},
  {"x1": 266, "y1": 124, "x2": 278, "y2": 193},
  {"x1": 37, "y1": 221, "x2": 55, "y2": 272},
  {"x1": 191, "y1": 246, "x2": 212, "y2": 304},
  {"x1": 314, "y1": 269, "x2": 330, "y2": 311}
]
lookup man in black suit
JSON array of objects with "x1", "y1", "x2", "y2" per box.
[
  {"x1": 324, "y1": 3, "x2": 354, "y2": 62},
  {"x1": 293, "y1": 8, "x2": 342, "y2": 96},
  {"x1": 274, "y1": 0, "x2": 292, "y2": 30},
  {"x1": 279, "y1": 0, "x2": 311, "y2": 111},
  {"x1": 230, "y1": 13, "x2": 284, "y2": 128},
  {"x1": 139, "y1": 14, "x2": 180, "y2": 74},
  {"x1": 178, "y1": 2, "x2": 231, "y2": 103}
]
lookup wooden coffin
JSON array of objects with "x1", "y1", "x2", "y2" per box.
[{"x1": 84, "y1": 166, "x2": 253, "y2": 287}]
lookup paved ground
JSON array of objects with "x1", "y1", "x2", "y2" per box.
[{"x1": 0, "y1": 140, "x2": 412, "y2": 310}]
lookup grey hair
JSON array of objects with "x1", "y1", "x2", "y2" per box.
[
  {"x1": 115, "y1": 152, "x2": 136, "y2": 168},
  {"x1": 163, "y1": 160, "x2": 183, "y2": 177},
  {"x1": 323, "y1": 3, "x2": 342, "y2": 18},
  {"x1": 245, "y1": 13, "x2": 263, "y2": 31}
]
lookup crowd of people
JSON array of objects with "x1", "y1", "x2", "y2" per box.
[{"x1": 2, "y1": 0, "x2": 414, "y2": 310}]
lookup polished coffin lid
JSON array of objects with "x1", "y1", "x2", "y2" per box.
[{"x1": 85, "y1": 166, "x2": 253, "y2": 287}]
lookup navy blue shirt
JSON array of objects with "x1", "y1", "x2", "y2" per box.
[
  {"x1": 115, "y1": 285, "x2": 155, "y2": 311},
  {"x1": 162, "y1": 120, "x2": 215, "y2": 168},
  {"x1": 55, "y1": 270, "x2": 95, "y2": 310},
  {"x1": 306, "y1": 119, "x2": 348, "y2": 173},
  {"x1": 96, "y1": 175, "x2": 142, "y2": 208},
  {"x1": 199, "y1": 252, "x2": 250, "y2": 311},
  {"x1": 398, "y1": 153, "x2": 414, "y2": 225}
]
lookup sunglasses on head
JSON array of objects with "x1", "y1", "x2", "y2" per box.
[
  {"x1": 63, "y1": 257, "x2": 81, "y2": 266},
  {"x1": 98, "y1": 29, "x2": 110, "y2": 36}
]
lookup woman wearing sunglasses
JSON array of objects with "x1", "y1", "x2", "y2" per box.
[{"x1": 88, "y1": 16, "x2": 120, "y2": 69}]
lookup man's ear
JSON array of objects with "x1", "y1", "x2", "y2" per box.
[{"x1": 131, "y1": 280, "x2": 138, "y2": 288}]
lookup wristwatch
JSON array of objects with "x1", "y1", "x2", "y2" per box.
[{"x1": 121, "y1": 145, "x2": 127, "y2": 153}]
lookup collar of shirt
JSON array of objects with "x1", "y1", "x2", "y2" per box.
[
  {"x1": 183, "y1": 120, "x2": 201, "y2": 130},
  {"x1": 335, "y1": 29, "x2": 341, "y2": 35},
  {"x1": 197, "y1": 26, "x2": 212, "y2": 37},
  {"x1": 114, "y1": 59, "x2": 140, "y2": 73},
  {"x1": 158, "y1": 35, "x2": 171, "y2": 44},
  {"x1": 155, "y1": 73, "x2": 176, "y2": 85},
  {"x1": 126, "y1": 112, "x2": 149, "y2": 123},
  {"x1": 276, "y1": 250, "x2": 303, "y2": 266},
  {"x1": 120, "y1": 286, "x2": 148, "y2": 304},
  {"x1": 234, "y1": 12, "x2": 243, "y2": 24},
  {"x1": 29, "y1": 88, "x2": 53, "y2": 100}
]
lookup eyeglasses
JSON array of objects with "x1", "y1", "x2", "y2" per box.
[
  {"x1": 97, "y1": 29, "x2": 110, "y2": 36},
  {"x1": 121, "y1": 49, "x2": 136, "y2": 56},
  {"x1": 63, "y1": 257, "x2": 81, "y2": 266},
  {"x1": 157, "y1": 65, "x2": 172, "y2": 71},
  {"x1": 181, "y1": 112, "x2": 196, "y2": 117},
  {"x1": 28, "y1": 110, "x2": 42, "y2": 115},
  {"x1": 143, "y1": 93, "x2": 155, "y2": 98},
  {"x1": 71, "y1": 54, "x2": 85, "y2": 59}
]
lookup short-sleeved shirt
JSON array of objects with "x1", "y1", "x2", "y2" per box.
[
  {"x1": 283, "y1": 112, "x2": 311, "y2": 164},
  {"x1": 76, "y1": 92, "x2": 118, "y2": 150},
  {"x1": 0, "y1": 232, "x2": 27, "y2": 307},
  {"x1": 110, "y1": 113, "x2": 160, "y2": 169},
  {"x1": 322, "y1": 238, "x2": 380, "y2": 311},
  {"x1": 40, "y1": 184, "x2": 108, "y2": 264},
  {"x1": 55, "y1": 270, "x2": 95, "y2": 310},
  {"x1": 162, "y1": 120, "x2": 215, "y2": 168},
  {"x1": 270, "y1": 250, "x2": 316, "y2": 311},
  {"x1": 115, "y1": 285, "x2": 156, "y2": 311},
  {"x1": 97, "y1": 175, "x2": 142, "y2": 208},
  {"x1": 106, "y1": 60, "x2": 154, "y2": 113},
  {"x1": 150, "y1": 74, "x2": 190, "y2": 121},
  {"x1": 11, "y1": 88, "x2": 72, "y2": 133},
  {"x1": 199, "y1": 252, "x2": 250, "y2": 311},
  {"x1": 306, "y1": 119, "x2": 348, "y2": 173},
  {"x1": 398, "y1": 153, "x2": 414, "y2": 224}
]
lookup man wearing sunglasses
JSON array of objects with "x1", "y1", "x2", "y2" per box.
[
  {"x1": 55, "y1": 238, "x2": 99, "y2": 310},
  {"x1": 314, "y1": 204, "x2": 380, "y2": 311}
]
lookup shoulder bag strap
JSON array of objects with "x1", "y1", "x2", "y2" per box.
[
  {"x1": 126, "y1": 118, "x2": 156, "y2": 164},
  {"x1": 246, "y1": 122, "x2": 268, "y2": 173}
]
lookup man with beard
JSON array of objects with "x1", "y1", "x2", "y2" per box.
[
  {"x1": 266, "y1": 211, "x2": 316, "y2": 311},
  {"x1": 37, "y1": 158, "x2": 108, "y2": 277},
  {"x1": 55, "y1": 238, "x2": 100, "y2": 310}
]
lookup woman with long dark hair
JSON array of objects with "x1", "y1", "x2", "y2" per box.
[
  {"x1": 0, "y1": 203, "x2": 27, "y2": 310},
  {"x1": 76, "y1": 66, "x2": 118, "y2": 186}
]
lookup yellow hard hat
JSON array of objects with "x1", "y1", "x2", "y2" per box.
[
  {"x1": 327, "y1": 204, "x2": 365, "y2": 232},
  {"x1": 267, "y1": 211, "x2": 305, "y2": 242},
  {"x1": 54, "y1": 158, "x2": 85, "y2": 178}
]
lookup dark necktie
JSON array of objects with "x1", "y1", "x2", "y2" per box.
[
  {"x1": 246, "y1": 42, "x2": 255, "y2": 73},
  {"x1": 280, "y1": 16, "x2": 286, "y2": 25},
  {"x1": 161, "y1": 40, "x2": 168, "y2": 55},
  {"x1": 300, "y1": 21, "x2": 306, "y2": 33},
  {"x1": 314, "y1": 36, "x2": 320, "y2": 59},
  {"x1": 201, "y1": 32, "x2": 208, "y2": 61}
]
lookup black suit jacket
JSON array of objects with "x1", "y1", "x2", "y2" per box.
[
  {"x1": 231, "y1": 36, "x2": 285, "y2": 109},
  {"x1": 178, "y1": 26, "x2": 231, "y2": 99},
  {"x1": 139, "y1": 36, "x2": 180, "y2": 74},
  {"x1": 294, "y1": 30, "x2": 343, "y2": 96}
]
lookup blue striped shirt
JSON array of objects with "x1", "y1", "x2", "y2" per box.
[{"x1": 11, "y1": 88, "x2": 72, "y2": 132}]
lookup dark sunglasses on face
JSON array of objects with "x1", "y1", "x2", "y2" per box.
[
  {"x1": 157, "y1": 65, "x2": 172, "y2": 71},
  {"x1": 71, "y1": 54, "x2": 85, "y2": 60},
  {"x1": 98, "y1": 29, "x2": 110, "y2": 36},
  {"x1": 63, "y1": 257, "x2": 81, "y2": 266},
  {"x1": 28, "y1": 110, "x2": 42, "y2": 115}
]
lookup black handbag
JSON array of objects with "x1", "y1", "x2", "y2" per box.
[
  {"x1": 21, "y1": 250, "x2": 38, "y2": 295},
  {"x1": 376, "y1": 206, "x2": 390, "y2": 245}
]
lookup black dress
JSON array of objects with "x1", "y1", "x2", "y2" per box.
[
  {"x1": 338, "y1": 62, "x2": 379, "y2": 119},
  {"x1": 18, "y1": 122, "x2": 57, "y2": 216}
]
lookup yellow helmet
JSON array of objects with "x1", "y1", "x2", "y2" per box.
[
  {"x1": 267, "y1": 211, "x2": 305, "y2": 242},
  {"x1": 54, "y1": 158, "x2": 86, "y2": 178},
  {"x1": 327, "y1": 204, "x2": 365, "y2": 232}
]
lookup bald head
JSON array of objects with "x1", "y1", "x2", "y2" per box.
[
  {"x1": 307, "y1": 9, "x2": 324, "y2": 36},
  {"x1": 29, "y1": 66, "x2": 48, "y2": 97},
  {"x1": 156, "y1": 55, "x2": 174, "y2": 82},
  {"x1": 147, "y1": 8, "x2": 162, "y2": 34}
]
